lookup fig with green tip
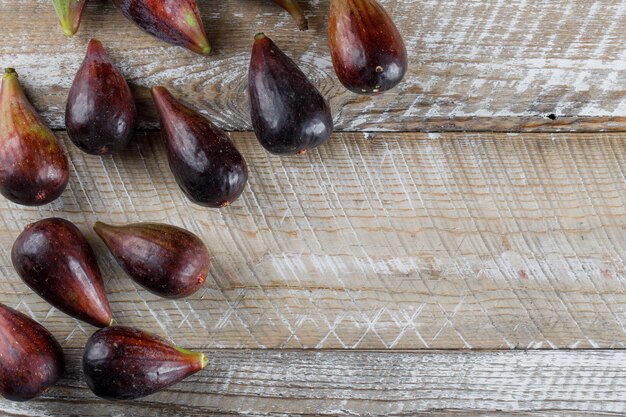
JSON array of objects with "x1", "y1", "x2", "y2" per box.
[
  {"x1": 52, "y1": 0, "x2": 88, "y2": 36},
  {"x1": 94, "y1": 221, "x2": 210, "y2": 299},
  {"x1": 66, "y1": 39, "x2": 137, "y2": 155},
  {"x1": 329, "y1": 0, "x2": 408, "y2": 94},
  {"x1": 0, "y1": 68, "x2": 69, "y2": 206},
  {"x1": 273, "y1": 0, "x2": 308, "y2": 30},
  {"x1": 83, "y1": 326, "x2": 209, "y2": 400},
  {"x1": 11, "y1": 218, "x2": 113, "y2": 328},
  {"x1": 151, "y1": 86, "x2": 248, "y2": 208},
  {"x1": 112, "y1": 0, "x2": 211, "y2": 55},
  {"x1": 248, "y1": 34, "x2": 333, "y2": 155},
  {"x1": 0, "y1": 303, "x2": 65, "y2": 402}
]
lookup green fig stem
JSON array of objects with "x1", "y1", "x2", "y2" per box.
[
  {"x1": 255, "y1": 33, "x2": 267, "y2": 41},
  {"x1": 3, "y1": 68, "x2": 18, "y2": 79},
  {"x1": 199, "y1": 43, "x2": 212, "y2": 56},
  {"x1": 52, "y1": 0, "x2": 84, "y2": 37},
  {"x1": 175, "y1": 346, "x2": 209, "y2": 369},
  {"x1": 273, "y1": 0, "x2": 308, "y2": 30}
]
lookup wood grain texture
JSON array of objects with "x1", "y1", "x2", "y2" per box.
[
  {"x1": 1, "y1": 132, "x2": 626, "y2": 350},
  {"x1": 2, "y1": 349, "x2": 626, "y2": 416},
  {"x1": 0, "y1": 0, "x2": 625, "y2": 131}
]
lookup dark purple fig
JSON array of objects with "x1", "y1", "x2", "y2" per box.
[
  {"x1": 151, "y1": 86, "x2": 248, "y2": 208},
  {"x1": 0, "y1": 68, "x2": 69, "y2": 206},
  {"x1": 273, "y1": 0, "x2": 308, "y2": 30},
  {"x1": 83, "y1": 326, "x2": 208, "y2": 400},
  {"x1": 52, "y1": 0, "x2": 88, "y2": 37},
  {"x1": 249, "y1": 34, "x2": 333, "y2": 155},
  {"x1": 0, "y1": 303, "x2": 65, "y2": 402},
  {"x1": 112, "y1": 0, "x2": 211, "y2": 55},
  {"x1": 93, "y1": 222, "x2": 210, "y2": 299},
  {"x1": 66, "y1": 39, "x2": 136, "y2": 156},
  {"x1": 11, "y1": 218, "x2": 112, "y2": 328},
  {"x1": 328, "y1": 0, "x2": 408, "y2": 94}
]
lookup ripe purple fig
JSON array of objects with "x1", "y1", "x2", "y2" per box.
[
  {"x1": 248, "y1": 34, "x2": 333, "y2": 155},
  {"x1": 93, "y1": 222, "x2": 210, "y2": 299},
  {"x1": 328, "y1": 0, "x2": 408, "y2": 94},
  {"x1": 273, "y1": 0, "x2": 308, "y2": 30},
  {"x1": 66, "y1": 39, "x2": 136, "y2": 155},
  {"x1": 11, "y1": 218, "x2": 112, "y2": 328},
  {"x1": 0, "y1": 303, "x2": 65, "y2": 402},
  {"x1": 52, "y1": 0, "x2": 88, "y2": 37},
  {"x1": 151, "y1": 86, "x2": 248, "y2": 208},
  {"x1": 0, "y1": 68, "x2": 69, "y2": 206},
  {"x1": 83, "y1": 326, "x2": 208, "y2": 400},
  {"x1": 112, "y1": 0, "x2": 211, "y2": 55}
]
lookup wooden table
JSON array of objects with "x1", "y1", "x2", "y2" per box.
[{"x1": 1, "y1": 0, "x2": 625, "y2": 415}]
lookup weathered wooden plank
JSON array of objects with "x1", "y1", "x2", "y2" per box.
[
  {"x1": 0, "y1": 132, "x2": 626, "y2": 350},
  {"x1": 1, "y1": 0, "x2": 625, "y2": 131},
  {"x1": 2, "y1": 349, "x2": 626, "y2": 416}
]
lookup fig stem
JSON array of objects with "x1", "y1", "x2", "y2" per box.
[
  {"x1": 254, "y1": 33, "x2": 266, "y2": 40},
  {"x1": 175, "y1": 346, "x2": 209, "y2": 369},
  {"x1": 3, "y1": 68, "x2": 18, "y2": 79}
]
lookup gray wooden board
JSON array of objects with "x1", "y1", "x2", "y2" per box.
[
  {"x1": 0, "y1": 132, "x2": 626, "y2": 350},
  {"x1": 0, "y1": 0, "x2": 625, "y2": 131},
  {"x1": 2, "y1": 349, "x2": 626, "y2": 416}
]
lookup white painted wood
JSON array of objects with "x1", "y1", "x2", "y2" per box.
[
  {"x1": 1, "y1": 132, "x2": 626, "y2": 350},
  {"x1": 1, "y1": 349, "x2": 626, "y2": 416},
  {"x1": 0, "y1": 0, "x2": 624, "y2": 131}
]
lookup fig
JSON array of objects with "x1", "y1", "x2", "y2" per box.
[
  {"x1": 328, "y1": 0, "x2": 408, "y2": 94},
  {"x1": 93, "y1": 222, "x2": 210, "y2": 299},
  {"x1": 52, "y1": 0, "x2": 88, "y2": 37},
  {"x1": 0, "y1": 303, "x2": 65, "y2": 402},
  {"x1": 11, "y1": 218, "x2": 112, "y2": 328},
  {"x1": 151, "y1": 86, "x2": 248, "y2": 208},
  {"x1": 0, "y1": 68, "x2": 69, "y2": 206},
  {"x1": 273, "y1": 0, "x2": 308, "y2": 30},
  {"x1": 83, "y1": 326, "x2": 208, "y2": 400},
  {"x1": 248, "y1": 34, "x2": 333, "y2": 155},
  {"x1": 112, "y1": 0, "x2": 211, "y2": 55},
  {"x1": 66, "y1": 39, "x2": 136, "y2": 156}
]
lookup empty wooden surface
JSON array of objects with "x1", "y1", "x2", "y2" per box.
[
  {"x1": 2, "y1": 349, "x2": 626, "y2": 416},
  {"x1": 2, "y1": 0, "x2": 626, "y2": 415},
  {"x1": 1, "y1": 0, "x2": 625, "y2": 131},
  {"x1": 1, "y1": 132, "x2": 626, "y2": 350}
]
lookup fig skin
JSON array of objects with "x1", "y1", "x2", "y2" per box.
[
  {"x1": 248, "y1": 34, "x2": 333, "y2": 155},
  {"x1": 11, "y1": 218, "x2": 113, "y2": 328},
  {"x1": 151, "y1": 86, "x2": 248, "y2": 208},
  {"x1": 83, "y1": 326, "x2": 208, "y2": 400},
  {"x1": 112, "y1": 0, "x2": 211, "y2": 55},
  {"x1": 273, "y1": 0, "x2": 308, "y2": 30},
  {"x1": 52, "y1": 0, "x2": 88, "y2": 37},
  {"x1": 328, "y1": 0, "x2": 408, "y2": 94},
  {"x1": 0, "y1": 303, "x2": 65, "y2": 402},
  {"x1": 93, "y1": 221, "x2": 210, "y2": 299},
  {"x1": 0, "y1": 68, "x2": 69, "y2": 206},
  {"x1": 66, "y1": 39, "x2": 137, "y2": 156}
]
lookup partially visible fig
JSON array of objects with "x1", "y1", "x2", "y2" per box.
[
  {"x1": 248, "y1": 34, "x2": 333, "y2": 155},
  {"x1": 11, "y1": 218, "x2": 112, "y2": 328},
  {"x1": 0, "y1": 68, "x2": 69, "y2": 206},
  {"x1": 94, "y1": 222, "x2": 210, "y2": 299},
  {"x1": 151, "y1": 86, "x2": 248, "y2": 208},
  {"x1": 273, "y1": 0, "x2": 308, "y2": 30},
  {"x1": 52, "y1": 0, "x2": 88, "y2": 37},
  {"x1": 83, "y1": 326, "x2": 208, "y2": 400},
  {"x1": 328, "y1": 0, "x2": 408, "y2": 94},
  {"x1": 0, "y1": 303, "x2": 65, "y2": 402},
  {"x1": 66, "y1": 39, "x2": 137, "y2": 155},
  {"x1": 112, "y1": 0, "x2": 211, "y2": 55}
]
